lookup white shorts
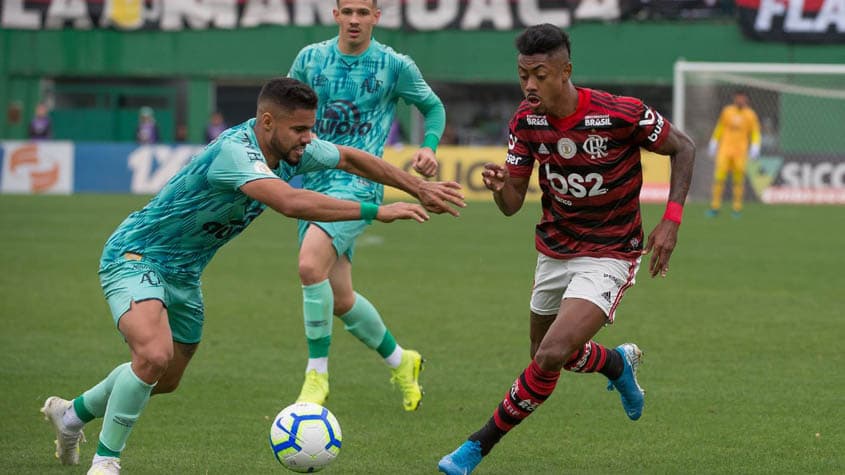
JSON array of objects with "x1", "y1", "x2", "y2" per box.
[{"x1": 529, "y1": 253, "x2": 640, "y2": 323}]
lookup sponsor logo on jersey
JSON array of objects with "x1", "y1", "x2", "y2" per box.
[
  {"x1": 506, "y1": 153, "x2": 521, "y2": 165},
  {"x1": 556, "y1": 138, "x2": 577, "y2": 159},
  {"x1": 313, "y1": 75, "x2": 329, "y2": 88},
  {"x1": 584, "y1": 114, "x2": 611, "y2": 127},
  {"x1": 537, "y1": 143, "x2": 550, "y2": 155},
  {"x1": 202, "y1": 206, "x2": 263, "y2": 240},
  {"x1": 649, "y1": 114, "x2": 665, "y2": 143},
  {"x1": 639, "y1": 107, "x2": 666, "y2": 142},
  {"x1": 253, "y1": 161, "x2": 274, "y2": 176},
  {"x1": 362, "y1": 75, "x2": 383, "y2": 94},
  {"x1": 526, "y1": 115, "x2": 549, "y2": 126},
  {"x1": 316, "y1": 100, "x2": 373, "y2": 138},
  {"x1": 639, "y1": 108, "x2": 657, "y2": 126},
  {"x1": 508, "y1": 134, "x2": 518, "y2": 150},
  {"x1": 583, "y1": 135, "x2": 609, "y2": 159},
  {"x1": 544, "y1": 163, "x2": 609, "y2": 202}
]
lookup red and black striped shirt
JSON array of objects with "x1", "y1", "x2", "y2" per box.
[{"x1": 506, "y1": 87, "x2": 672, "y2": 260}]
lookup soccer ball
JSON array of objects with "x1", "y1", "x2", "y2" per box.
[{"x1": 269, "y1": 402, "x2": 342, "y2": 472}]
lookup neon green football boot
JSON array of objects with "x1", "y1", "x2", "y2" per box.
[
  {"x1": 296, "y1": 370, "x2": 329, "y2": 405},
  {"x1": 390, "y1": 350, "x2": 424, "y2": 411}
]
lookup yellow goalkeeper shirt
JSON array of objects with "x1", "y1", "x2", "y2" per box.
[{"x1": 711, "y1": 105, "x2": 761, "y2": 156}]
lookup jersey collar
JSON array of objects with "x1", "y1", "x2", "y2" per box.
[
  {"x1": 331, "y1": 35, "x2": 376, "y2": 62},
  {"x1": 547, "y1": 87, "x2": 592, "y2": 131}
]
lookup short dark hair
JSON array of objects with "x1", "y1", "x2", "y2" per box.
[
  {"x1": 337, "y1": 0, "x2": 377, "y2": 7},
  {"x1": 257, "y1": 77, "x2": 318, "y2": 113},
  {"x1": 516, "y1": 24, "x2": 571, "y2": 58}
]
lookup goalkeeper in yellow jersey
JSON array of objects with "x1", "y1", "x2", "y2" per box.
[{"x1": 707, "y1": 91, "x2": 761, "y2": 218}]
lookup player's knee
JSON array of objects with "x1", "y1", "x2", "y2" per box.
[
  {"x1": 134, "y1": 346, "x2": 173, "y2": 381},
  {"x1": 534, "y1": 346, "x2": 567, "y2": 372},
  {"x1": 298, "y1": 259, "x2": 329, "y2": 285}
]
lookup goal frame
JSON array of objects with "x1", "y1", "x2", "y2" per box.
[{"x1": 672, "y1": 60, "x2": 845, "y2": 133}]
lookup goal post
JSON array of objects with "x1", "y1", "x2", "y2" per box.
[{"x1": 673, "y1": 61, "x2": 845, "y2": 204}]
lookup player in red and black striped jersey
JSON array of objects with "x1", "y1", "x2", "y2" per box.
[
  {"x1": 507, "y1": 87, "x2": 669, "y2": 260},
  {"x1": 439, "y1": 24, "x2": 696, "y2": 475}
]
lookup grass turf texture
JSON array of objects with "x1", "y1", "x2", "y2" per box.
[{"x1": 1, "y1": 195, "x2": 842, "y2": 474}]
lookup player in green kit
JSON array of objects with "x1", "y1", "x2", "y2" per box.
[
  {"x1": 40, "y1": 77, "x2": 464, "y2": 475},
  {"x1": 288, "y1": 0, "x2": 444, "y2": 411}
]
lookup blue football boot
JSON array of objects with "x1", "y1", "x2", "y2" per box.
[{"x1": 607, "y1": 343, "x2": 645, "y2": 421}]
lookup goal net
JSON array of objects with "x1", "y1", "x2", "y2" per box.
[{"x1": 673, "y1": 61, "x2": 845, "y2": 204}]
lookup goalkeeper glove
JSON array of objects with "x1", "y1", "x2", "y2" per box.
[
  {"x1": 708, "y1": 139, "x2": 718, "y2": 158},
  {"x1": 749, "y1": 143, "x2": 761, "y2": 160}
]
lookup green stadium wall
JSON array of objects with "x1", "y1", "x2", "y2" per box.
[{"x1": 2, "y1": 22, "x2": 844, "y2": 140}]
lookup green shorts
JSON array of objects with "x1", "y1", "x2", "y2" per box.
[
  {"x1": 298, "y1": 219, "x2": 370, "y2": 261},
  {"x1": 98, "y1": 256, "x2": 204, "y2": 344}
]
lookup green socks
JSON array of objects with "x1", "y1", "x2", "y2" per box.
[
  {"x1": 339, "y1": 292, "x2": 396, "y2": 358},
  {"x1": 74, "y1": 362, "x2": 132, "y2": 422},
  {"x1": 303, "y1": 280, "x2": 334, "y2": 359},
  {"x1": 97, "y1": 365, "x2": 155, "y2": 455},
  {"x1": 73, "y1": 362, "x2": 156, "y2": 456}
]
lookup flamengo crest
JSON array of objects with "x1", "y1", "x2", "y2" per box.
[{"x1": 583, "y1": 135, "x2": 608, "y2": 159}]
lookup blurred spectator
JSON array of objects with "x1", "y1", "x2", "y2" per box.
[
  {"x1": 175, "y1": 123, "x2": 189, "y2": 143},
  {"x1": 7, "y1": 101, "x2": 22, "y2": 126},
  {"x1": 205, "y1": 111, "x2": 227, "y2": 142},
  {"x1": 386, "y1": 119, "x2": 403, "y2": 146},
  {"x1": 440, "y1": 122, "x2": 459, "y2": 145},
  {"x1": 28, "y1": 103, "x2": 52, "y2": 140},
  {"x1": 136, "y1": 106, "x2": 160, "y2": 144},
  {"x1": 629, "y1": 0, "x2": 733, "y2": 20}
]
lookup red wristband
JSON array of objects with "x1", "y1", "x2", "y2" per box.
[{"x1": 663, "y1": 201, "x2": 683, "y2": 224}]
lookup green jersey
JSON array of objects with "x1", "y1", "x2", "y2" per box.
[
  {"x1": 288, "y1": 36, "x2": 444, "y2": 204},
  {"x1": 100, "y1": 119, "x2": 340, "y2": 279}
]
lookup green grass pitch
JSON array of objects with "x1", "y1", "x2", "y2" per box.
[{"x1": 1, "y1": 195, "x2": 842, "y2": 474}]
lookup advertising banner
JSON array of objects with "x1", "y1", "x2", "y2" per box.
[
  {"x1": 382, "y1": 146, "x2": 671, "y2": 204},
  {"x1": 17, "y1": 141, "x2": 842, "y2": 206},
  {"x1": 0, "y1": 0, "x2": 620, "y2": 31},
  {"x1": 736, "y1": 0, "x2": 845, "y2": 43},
  {"x1": 0, "y1": 141, "x2": 74, "y2": 194},
  {"x1": 751, "y1": 154, "x2": 845, "y2": 204}
]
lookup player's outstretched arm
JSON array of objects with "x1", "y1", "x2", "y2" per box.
[
  {"x1": 643, "y1": 126, "x2": 696, "y2": 277},
  {"x1": 335, "y1": 145, "x2": 465, "y2": 216},
  {"x1": 482, "y1": 163, "x2": 529, "y2": 216},
  {"x1": 241, "y1": 178, "x2": 429, "y2": 223}
]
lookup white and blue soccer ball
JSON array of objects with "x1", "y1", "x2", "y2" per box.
[{"x1": 269, "y1": 402, "x2": 342, "y2": 472}]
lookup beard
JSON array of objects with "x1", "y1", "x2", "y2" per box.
[{"x1": 271, "y1": 135, "x2": 299, "y2": 166}]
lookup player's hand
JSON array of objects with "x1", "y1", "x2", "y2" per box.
[
  {"x1": 482, "y1": 163, "x2": 508, "y2": 192},
  {"x1": 707, "y1": 139, "x2": 718, "y2": 158},
  {"x1": 417, "y1": 181, "x2": 465, "y2": 217},
  {"x1": 411, "y1": 147, "x2": 438, "y2": 177},
  {"x1": 642, "y1": 220, "x2": 679, "y2": 278},
  {"x1": 376, "y1": 202, "x2": 430, "y2": 223}
]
